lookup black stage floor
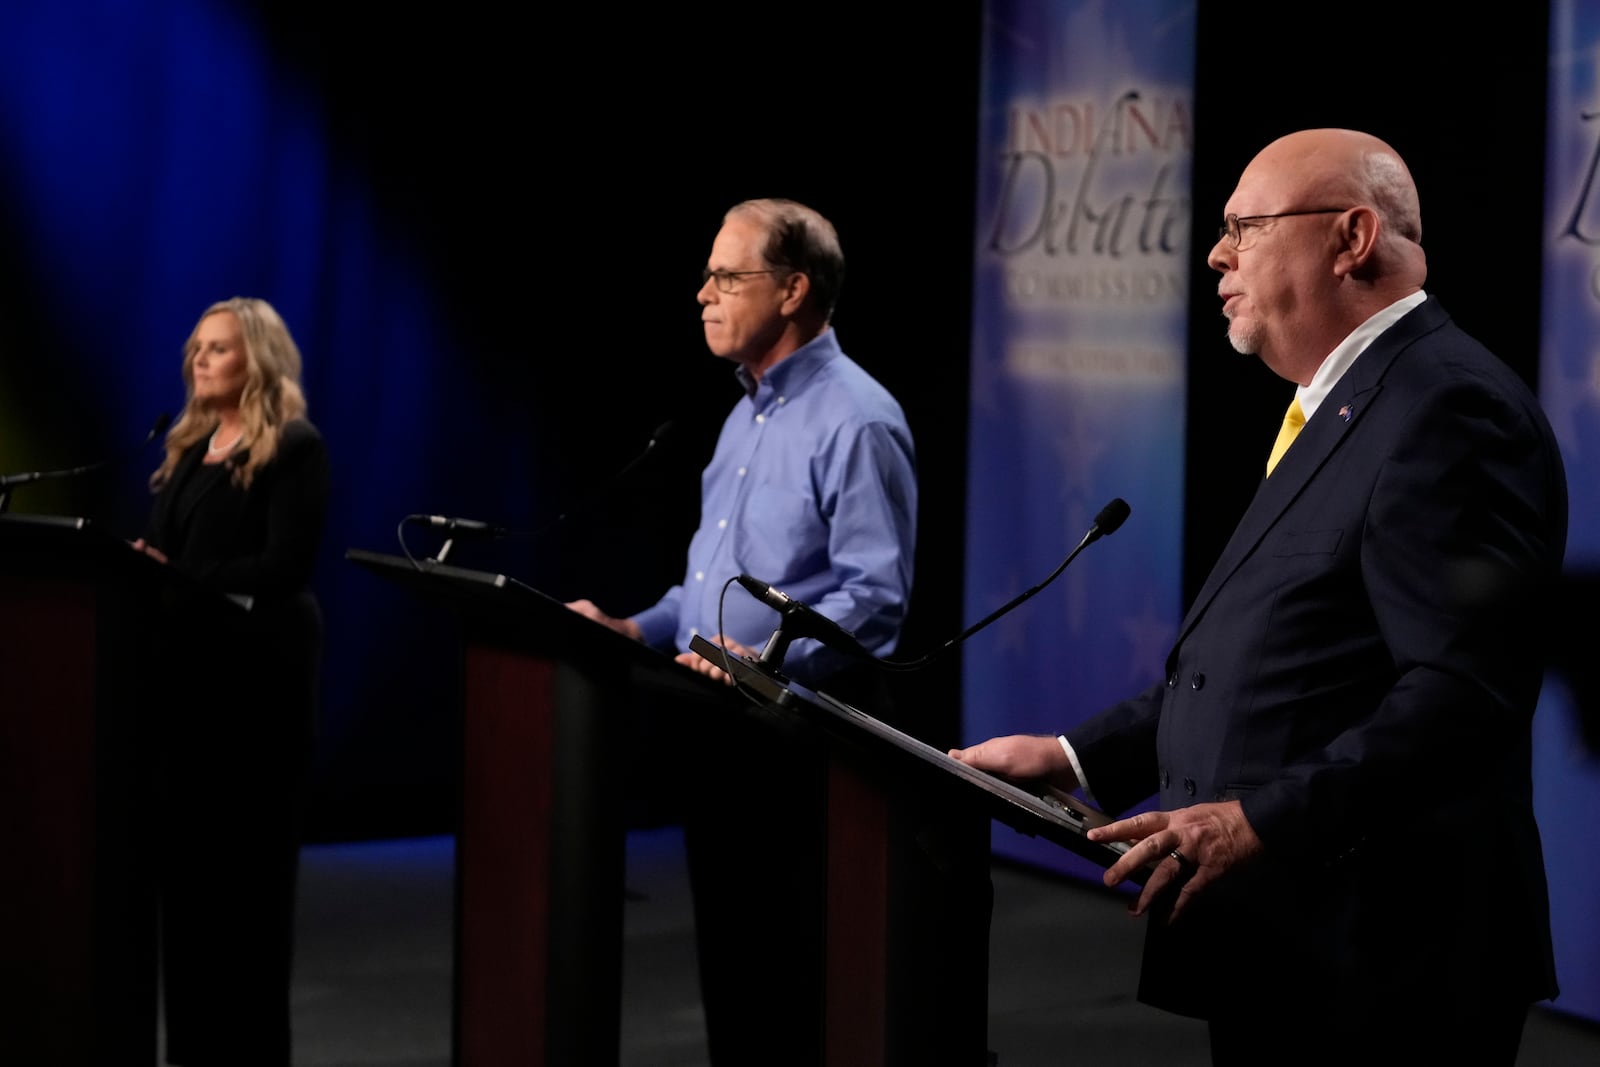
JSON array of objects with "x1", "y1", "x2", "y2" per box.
[{"x1": 193, "y1": 829, "x2": 1600, "y2": 1066}]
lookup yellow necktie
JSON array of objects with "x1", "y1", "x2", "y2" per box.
[{"x1": 1265, "y1": 397, "x2": 1306, "y2": 476}]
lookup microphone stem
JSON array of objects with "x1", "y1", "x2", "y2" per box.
[
  {"x1": 890, "y1": 530, "x2": 1095, "y2": 672},
  {"x1": 758, "y1": 622, "x2": 796, "y2": 669},
  {"x1": 943, "y1": 531, "x2": 1092, "y2": 647},
  {"x1": 529, "y1": 438, "x2": 662, "y2": 541}
]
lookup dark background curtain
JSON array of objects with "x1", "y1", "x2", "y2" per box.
[{"x1": 0, "y1": 3, "x2": 1557, "y2": 841}]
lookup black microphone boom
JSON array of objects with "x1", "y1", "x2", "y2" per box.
[
  {"x1": 902, "y1": 495, "x2": 1126, "y2": 662},
  {"x1": 417, "y1": 514, "x2": 507, "y2": 536},
  {"x1": 887, "y1": 496, "x2": 1131, "y2": 670},
  {"x1": 529, "y1": 419, "x2": 676, "y2": 540},
  {"x1": 398, "y1": 512, "x2": 508, "y2": 566},
  {"x1": 395, "y1": 420, "x2": 677, "y2": 566},
  {"x1": 734, "y1": 497, "x2": 1132, "y2": 675},
  {"x1": 735, "y1": 574, "x2": 874, "y2": 666},
  {"x1": 0, "y1": 412, "x2": 172, "y2": 511}
]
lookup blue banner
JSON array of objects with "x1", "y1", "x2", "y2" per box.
[
  {"x1": 1536, "y1": 0, "x2": 1600, "y2": 1027},
  {"x1": 964, "y1": 0, "x2": 1196, "y2": 878}
]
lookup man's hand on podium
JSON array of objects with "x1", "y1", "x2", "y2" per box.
[
  {"x1": 947, "y1": 733, "x2": 1077, "y2": 790},
  {"x1": 676, "y1": 634, "x2": 758, "y2": 686},
  {"x1": 564, "y1": 599, "x2": 643, "y2": 642}
]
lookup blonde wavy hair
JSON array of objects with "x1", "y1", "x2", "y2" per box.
[{"x1": 150, "y1": 297, "x2": 308, "y2": 490}]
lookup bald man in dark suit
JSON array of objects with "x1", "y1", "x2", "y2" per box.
[{"x1": 952, "y1": 128, "x2": 1566, "y2": 1066}]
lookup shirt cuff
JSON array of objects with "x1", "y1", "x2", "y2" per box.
[
  {"x1": 1056, "y1": 734, "x2": 1099, "y2": 808},
  {"x1": 629, "y1": 604, "x2": 675, "y2": 649}
]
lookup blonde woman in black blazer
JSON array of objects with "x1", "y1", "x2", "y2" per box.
[{"x1": 134, "y1": 296, "x2": 328, "y2": 1067}]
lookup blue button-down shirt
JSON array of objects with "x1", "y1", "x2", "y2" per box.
[{"x1": 631, "y1": 329, "x2": 917, "y2": 684}]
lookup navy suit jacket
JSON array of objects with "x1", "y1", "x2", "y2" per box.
[{"x1": 1067, "y1": 297, "x2": 1566, "y2": 1020}]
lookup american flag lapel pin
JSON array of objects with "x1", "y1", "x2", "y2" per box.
[{"x1": 1338, "y1": 403, "x2": 1353, "y2": 422}]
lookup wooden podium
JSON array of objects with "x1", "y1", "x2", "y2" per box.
[
  {"x1": 349, "y1": 549, "x2": 1000, "y2": 1067},
  {"x1": 347, "y1": 549, "x2": 748, "y2": 1067},
  {"x1": 0, "y1": 513, "x2": 243, "y2": 1066},
  {"x1": 688, "y1": 636, "x2": 1144, "y2": 1067},
  {"x1": 688, "y1": 634, "x2": 1143, "y2": 875}
]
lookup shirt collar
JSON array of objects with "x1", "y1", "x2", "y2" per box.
[
  {"x1": 1297, "y1": 290, "x2": 1427, "y2": 421},
  {"x1": 734, "y1": 328, "x2": 841, "y2": 402}
]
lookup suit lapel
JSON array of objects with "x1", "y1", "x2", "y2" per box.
[
  {"x1": 165, "y1": 445, "x2": 234, "y2": 538},
  {"x1": 1172, "y1": 297, "x2": 1449, "y2": 648}
]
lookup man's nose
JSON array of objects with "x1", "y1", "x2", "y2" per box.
[{"x1": 1206, "y1": 237, "x2": 1234, "y2": 273}]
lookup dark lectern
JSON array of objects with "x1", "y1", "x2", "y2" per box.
[
  {"x1": 347, "y1": 548, "x2": 745, "y2": 1067},
  {"x1": 688, "y1": 636, "x2": 1148, "y2": 1066},
  {"x1": 689, "y1": 634, "x2": 1143, "y2": 876},
  {"x1": 0, "y1": 514, "x2": 243, "y2": 1066},
  {"x1": 349, "y1": 549, "x2": 1007, "y2": 1067}
]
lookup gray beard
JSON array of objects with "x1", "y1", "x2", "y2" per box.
[{"x1": 1226, "y1": 318, "x2": 1259, "y2": 356}]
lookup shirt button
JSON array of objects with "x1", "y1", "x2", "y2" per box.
[
  {"x1": 755, "y1": 413, "x2": 766, "y2": 424},
  {"x1": 737, "y1": 467, "x2": 747, "y2": 477},
  {"x1": 777, "y1": 395, "x2": 787, "y2": 404},
  {"x1": 1190, "y1": 672, "x2": 1205, "y2": 690},
  {"x1": 717, "y1": 518, "x2": 727, "y2": 529},
  {"x1": 694, "y1": 571, "x2": 705, "y2": 581}
]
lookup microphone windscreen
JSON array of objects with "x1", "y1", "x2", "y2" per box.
[
  {"x1": 143, "y1": 412, "x2": 174, "y2": 445},
  {"x1": 1093, "y1": 498, "x2": 1131, "y2": 536},
  {"x1": 650, "y1": 420, "x2": 676, "y2": 448}
]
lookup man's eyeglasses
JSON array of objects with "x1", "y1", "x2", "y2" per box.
[
  {"x1": 1218, "y1": 207, "x2": 1351, "y2": 249},
  {"x1": 701, "y1": 268, "x2": 776, "y2": 293}
]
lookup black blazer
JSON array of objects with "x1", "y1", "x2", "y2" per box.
[
  {"x1": 145, "y1": 417, "x2": 330, "y2": 743},
  {"x1": 145, "y1": 418, "x2": 329, "y2": 602},
  {"x1": 1068, "y1": 298, "x2": 1566, "y2": 1019}
]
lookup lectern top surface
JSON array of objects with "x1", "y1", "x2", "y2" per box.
[{"x1": 688, "y1": 634, "x2": 1145, "y2": 880}]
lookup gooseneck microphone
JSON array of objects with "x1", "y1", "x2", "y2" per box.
[
  {"x1": 412, "y1": 514, "x2": 508, "y2": 536},
  {"x1": 736, "y1": 574, "x2": 874, "y2": 667},
  {"x1": 529, "y1": 420, "x2": 676, "y2": 540},
  {"x1": 736, "y1": 497, "x2": 1131, "y2": 673},
  {"x1": 0, "y1": 413, "x2": 172, "y2": 512},
  {"x1": 902, "y1": 496, "x2": 1129, "y2": 665},
  {"x1": 396, "y1": 419, "x2": 678, "y2": 567},
  {"x1": 399, "y1": 512, "x2": 508, "y2": 565}
]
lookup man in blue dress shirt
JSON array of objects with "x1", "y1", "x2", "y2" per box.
[
  {"x1": 570, "y1": 197, "x2": 917, "y2": 689},
  {"x1": 568, "y1": 198, "x2": 926, "y2": 1065}
]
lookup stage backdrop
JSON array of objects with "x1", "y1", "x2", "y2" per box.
[
  {"x1": 1536, "y1": 0, "x2": 1600, "y2": 1027},
  {"x1": 0, "y1": 2, "x2": 576, "y2": 837},
  {"x1": 963, "y1": 0, "x2": 1196, "y2": 879}
]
